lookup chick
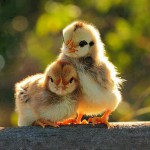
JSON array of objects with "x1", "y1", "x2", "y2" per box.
[
  {"x1": 15, "y1": 60, "x2": 80, "y2": 128},
  {"x1": 59, "y1": 21, "x2": 123, "y2": 127}
]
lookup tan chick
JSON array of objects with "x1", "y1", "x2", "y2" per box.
[
  {"x1": 15, "y1": 60, "x2": 80, "y2": 128},
  {"x1": 59, "y1": 21, "x2": 123, "y2": 127}
]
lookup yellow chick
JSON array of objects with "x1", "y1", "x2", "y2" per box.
[
  {"x1": 59, "y1": 21, "x2": 123, "y2": 127},
  {"x1": 15, "y1": 60, "x2": 80, "y2": 128}
]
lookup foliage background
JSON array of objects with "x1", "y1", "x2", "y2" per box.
[{"x1": 0, "y1": 0, "x2": 150, "y2": 126}]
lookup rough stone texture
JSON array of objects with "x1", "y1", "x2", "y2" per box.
[{"x1": 0, "y1": 122, "x2": 150, "y2": 150}]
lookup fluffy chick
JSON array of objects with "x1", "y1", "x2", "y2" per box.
[
  {"x1": 15, "y1": 60, "x2": 80, "y2": 127},
  {"x1": 59, "y1": 21, "x2": 123, "y2": 127}
]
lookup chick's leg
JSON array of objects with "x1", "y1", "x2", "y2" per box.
[
  {"x1": 33, "y1": 119, "x2": 59, "y2": 128},
  {"x1": 76, "y1": 113, "x2": 88, "y2": 124},
  {"x1": 88, "y1": 110, "x2": 111, "y2": 128},
  {"x1": 76, "y1": 113, "x2": 83, "y2": 123}
]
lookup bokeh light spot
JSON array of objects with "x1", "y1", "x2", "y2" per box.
[
  {"x1": 105, "y1": 32, "x2": 123, "y2": 50},
  {"x1": 117, "y1": 101, "x2": 132, "y2": 115},
  {"x1": 12, "y1": 16, "x2": 28, "y2": 32},
  {"x1": 36, "y1": 2, "x2": 81, "y2": 36},
  {"x1": 115, "y1": 18, "x2": 131, "y2": 41},
  {"x1": 10, "y1": 112, "x2": 18, "y2": 126},
  {"x1": 118, "y1": 52, "x2": 131, "y2": 67}
]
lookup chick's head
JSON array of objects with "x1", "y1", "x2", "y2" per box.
[
  {"x1": 44, "y1": 61, "x2": 79, "y2": 96},
  {"x1": 61, "y1": 21, "x2": 104, "y2": 58}
]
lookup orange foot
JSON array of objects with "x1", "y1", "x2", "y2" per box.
[
  {"x1": 57, "y1": 119, "x2": 88, "y2": 125},
  {"x1": 88, "y1": 110, "x2": 111, "y2": 128},
  {"x1": 81, "y1": 119, "x2": 88, "y2": 124},
  {"x1": 57, "y1": 118, "x2": 77, "y2": 125},
  {"x1": 32, "y1": 119, "x2": 59, "y2": 128},
  {"x1": 58, "y1": 114, "x2": 88, "y2": 125}
]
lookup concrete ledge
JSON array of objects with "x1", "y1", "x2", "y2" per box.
[{"x1": 0, "y1": 122, "x2": 150, "y2": 150}]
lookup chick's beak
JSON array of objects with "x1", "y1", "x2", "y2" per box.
[
  {"x1": 57, "y1": 86, "x2": 67, "y2": 95},
  {"x1": 59, "y1": 87, "x2": 64, "y2": 95},
  {"x1": 66, "y1": 39, "x2": 78, "y2": 53},
  {"x1": 57, "y1": 79, "x2": 66, "y2": 95}
]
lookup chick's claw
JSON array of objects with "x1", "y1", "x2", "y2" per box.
[
  {"x1": 33, "y1": 119, "x2": 46, "y2": 128},
  {"x1": 81, "y1": 119, "x2": 88, "y2": 124},
  {"x1": 88, "y1": 116, "x2": 110, "y2": 128},
  {"x1": 57, "y1": 118, "x2": 88, "y2": 125},
  {"x1": 33, "y1": 119, "x2": 59, "y2": 128},
  {"x1": 57, "y1": 118, "x2": 78, "y2": 125}
]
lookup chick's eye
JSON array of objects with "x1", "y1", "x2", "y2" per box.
[
  {"x1": 50, "y1": 77, "x2": 53, "y2": 82},
  {"x1": 69, "y1": 77, "x2": 74, "y2": 83},
  {"x1": 79, "y1": 40, "x2": 88, "y2": 47}
]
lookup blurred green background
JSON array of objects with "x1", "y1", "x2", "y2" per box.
[{"x1": 0, "y1": 0, "x2": 150, "y2": 126}]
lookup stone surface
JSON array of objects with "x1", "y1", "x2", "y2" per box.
[{"x1": 0, "y1": 122, "x2": 150, "y2": 150}]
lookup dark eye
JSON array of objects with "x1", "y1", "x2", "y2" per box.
[
  {"x1": 79, "y1": 40, "x2": 88, "y2": 47},
  {"x1": 69, "y1": 77, "x2": 74, "y2": 83},
  {"x1": 50, "y1": 77, "x2": 53, "y2": 82},
  {"x1": 89, "y1": 41, "x2": 94, "y2": 47}
]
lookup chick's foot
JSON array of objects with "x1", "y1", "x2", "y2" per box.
[
  {"x1": 57, "y1": 118, "x2": 77, "y2": 125},
  {"x1": 80, "y1": 119, "x2": 88, "y2": 124},
  {"x1": 57, "y1": 118, "x2": 88, "y2": 125},
  {"x1": 88, "y1": 116, "x2": 110, "y2": 128},
  {"x1": 33, "y1": 119, "x2": 59, "y2": 128},
  {"x1": 88, "y1": 110, "x2": 111, "y2": 128}
]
